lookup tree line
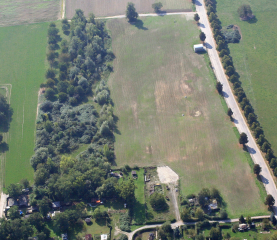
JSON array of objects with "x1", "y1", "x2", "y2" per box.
[{"x1": 196, "y1": 0, "x2": 277, "y2": 179}]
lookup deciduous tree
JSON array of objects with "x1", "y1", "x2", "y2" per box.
[
  {"x1": 152, "y1": 2, "x2": 163, "y2": 13},
  {"x1": 253, "y1": 164, "x2": 261, "y2": 176},
  {"x1": 239, "y1": 132, "x2": 248, "y2": 145},
  {"x1": 126, "y1": 2, "x2": 138, "y2": 22},
  {"x1": 199, "y1": 32, "x2": 206, "y2": 42},
  {"x1": 265, "y1": 194, "x2": 275, "y2": 206}
]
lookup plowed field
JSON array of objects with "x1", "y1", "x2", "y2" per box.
[
  {"x1": 65, "y1": 0, "x2": 192, "y2": 18},
  {"x1": 0, "y1": 0, "x2": 60, "y2": 27},
  {"x1": 106, "y1": 16, "x2": 267, "y2": 217}
]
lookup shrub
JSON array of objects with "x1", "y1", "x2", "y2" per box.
[
  {"x1": 119, "y1": 213, "x2": 131, "y2": 232},
  {"x1": 45, "y1": 88, "x2": 55, "y2": 100},
  {"x1": 150, "y1": 192, "x2": 168, "y2": 211}
]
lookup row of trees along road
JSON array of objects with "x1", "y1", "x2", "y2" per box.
[{"x1": 199, "y1": 0, "x2": 277, "y2": 186}]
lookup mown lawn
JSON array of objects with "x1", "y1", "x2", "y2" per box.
[
  {"x1": 215, "y1": 0, "x2": 277, "y2": 154},
  {"x1": 107, "y1": 15, "x2": 268, "y2": 218},
  {"x1": 0, "y1": 23, "x2": 48, "y2": 187}
]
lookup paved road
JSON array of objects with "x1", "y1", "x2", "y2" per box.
[
  {"x1": 195, "y1": 0, "x2": 277, "y2": 214},
  {"x1": 96, "y1": 12, "x2": 195, "y2": 20},
  {"x1": 128, "y1": 216, "x2": 270, "y2": 240}
]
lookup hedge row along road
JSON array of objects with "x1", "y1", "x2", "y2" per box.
[{"x1": 195, "y1": 0, "x2": 277, "y2": 214}]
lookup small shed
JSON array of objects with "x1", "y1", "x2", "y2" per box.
[
  {"x1": 193, "y1": 44, "x2": 205, "y2": 53},
  {"x1": 85, "y1": 218, "x2": 92, "y2": 224},
  {"x1": 101, "y1": 234, "x2": 108, "y2": 240},
  {"x1": 85, "y1": 234, "x2": 92, "y2": 240},
  {"x1": 52, "y1": 201, "x2": 61, "y2": 209},
  {"x1": 209, "y1": 199, "x2": 218, "y2": 210},
  {"x1": 7, "y1": 198, "x2": 18, "y2": 207},
  {"x1": 113, "y1": 173, "x2": 120, "y2": 178},
  {"x1": 132, "y1": 170, "x2": 137, "y2": 177}
]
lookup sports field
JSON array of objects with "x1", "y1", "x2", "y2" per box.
[
  {"x1": 0, "y1": 0, "x2": 60, "y2": 27},
  {"x1": 65, "y1": 0, "x2": 192, "y2": 19},
  {"x1": 0, "y1": 23, "x2": 49, "y2": 187},
  {"x1": 216, "y1": 0, "x2": 277, "y2": 154},
  {"x1": 107, "y1": 16, "x2": 267, "y2": 217}
]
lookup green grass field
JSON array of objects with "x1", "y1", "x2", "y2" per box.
[
  {"x1": 215, "y1": 0, "x2": 277, "y2": 154},
  {"x1": 107, "y1": 15, "x2": 267, "y2": 218},
  {"x1": 0, "y1": 23, "x2": 49, "y2": 187}
]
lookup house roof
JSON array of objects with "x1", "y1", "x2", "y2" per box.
[
  {"x1": 101, "y1": 234, "x2": 108, "y2": 240},
  {"x1": 85, "y1": 218, "x2": 91, "y2": 223},
  {"x1": 52, "y1": 201, "x2": 61, "y2": 208},
  {"x1": 19, "y1": 195, "x2": 29, "y2": 206},
  {"x1": 85, "y1": 234, "x2": 92, "y2": 240},
  {"x1": 8, "y1": 198, "x2": 18, "y2": 207},
  {"x1": 194, "y1": 44, "x2": 204, "y2": 49},
  {"x1": 132, "y1": 170, "x2": 137, "y2": 175}
]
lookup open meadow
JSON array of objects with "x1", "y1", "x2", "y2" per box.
[
  {"x1": 216, "y1": 0, "x2": 277, "y2": 154},
  {"x1": 0, "y1": 23, "x2": 49, "y2": 187},
  {"x1": 0, "y1": 0, "x2": 60, "y2": 27},
  {"x1": 107, "y1": 15, "x2": 267, "y2": 217},
  {"x1": 65, "y1": 0, "x2": 192, "y2": 19}
]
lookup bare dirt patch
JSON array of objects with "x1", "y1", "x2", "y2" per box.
[{"x1": 157, "y1": 166, "x2": 179, "y2": 184}]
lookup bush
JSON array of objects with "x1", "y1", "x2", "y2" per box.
[
  {"x1": 119, "y1": 213, "x2": 131, "y2": 232},
  {"x1": 150, "y1": 192, "x2": 168, "y2": 211}
]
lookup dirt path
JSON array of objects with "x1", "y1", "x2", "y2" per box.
[
  {"x1": 59, "y1": 0, "x2": 65, "y2": 19},
  {"x1": 36, "y1": 88, "x2": 45, "y2": 119},
  {"x1": 0, "y1": 193, "x2": 7, "y2": 218},
  {"x1": 96, "y1": 12, "x2": 195, "y2": 20}
]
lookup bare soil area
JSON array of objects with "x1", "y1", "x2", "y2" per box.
[
  {"x1": 0, "y1": 0, "x2": 60, "y2": 26},
  {"x1": 66, "y1": 0, "x2": 192, "y2": 18},
  {"x1": 157, "y1": 166, "x2": 179, "y2": 184}
]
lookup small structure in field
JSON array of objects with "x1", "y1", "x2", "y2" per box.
[
  {"x1": 7, "y1": 198, "x2": 18, "y2": 207},
  {"x1": 85, "y1": 234, "x2": 92, "y2": 240},
  {"x1": 52, "y1": 201, "x2": 61, "y2": 209},
  {"x1": 193, "y1": 44, "x2": 205, "y2": 53},
  {"x1": 101, "y1": 234, "x2": 108, "y2": 240},
  {"x1": 132, "y1": 170, "x2": 137, "y2": 178},
  {"x1": 238, "y1": 223, "x2": 250, "y2": 231},
  {"x1": 85, "y1": 218, "x2": 92, "y2": 224},
  {"x1": 209, "y1": 199, "x2": 218, "y2": 210}
]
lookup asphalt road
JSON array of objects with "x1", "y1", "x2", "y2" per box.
[
  {"x1": 128, "y1": 215, "x2": 270, "y2": 240},
  {"x1": 195, "y1": 0, "x2": 277, "y2": 214}
]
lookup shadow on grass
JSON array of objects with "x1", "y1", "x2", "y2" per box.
[
  {"x1": 131, "y1": 199, "x2": 146, "y2": 224},
  {"x1": 131, "y1": 19, "x2": 148, "y2": 30},
  {"x1": 247, "y1": 16, "x2": 258, "y2": 24}
]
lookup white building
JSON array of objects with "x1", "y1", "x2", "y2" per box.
[{"x1": 193, "y1": 44, "x2": 205, "y2": 52}]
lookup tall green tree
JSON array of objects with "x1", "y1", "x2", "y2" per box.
[
  {"x1": 265, "y1": 194, "x2": 275, "y2": 207},
  {"x1": 239, "y1": 132, "x2": 248, "y2": 145},
  {"x1": 216, "y1": 81, "x2": 223, "y2": 95},
  {"x1": 126, "y1": 2, "x2": 138, "y2": 22},
  {"x1": 199, "y1": 32, "x2": 206, "y2": 42},
  {"x1": 152, "y1": 2, "x2": 163, "y2": 13},
  {"x1": 253, "y1": 164, "x2": 261, "y2": 176},
  {"x1": 7, "y1": 183, "x2": 21, "y2": 199},
  {"x1": 194, "y1": 13, "x2": 200, "y2": 23}
]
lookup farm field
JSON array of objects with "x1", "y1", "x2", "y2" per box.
[
  {"x1": 0, "y1": 0, "x2": 60, "y2": 27},
  {"x1": 107, "y1": 15, "x2": 267, "y2": 217},
  {"x1": 65, "y1": 0, "x2": 192, "y2": 19},
  {"x1": 215, "y1": 0, "x2": 277, "y2": 154},
  {"x1": 0, "y1": 23, "x2": 49, "y2": 187}
]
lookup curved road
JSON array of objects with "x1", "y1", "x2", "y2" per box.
[
  {"x1": 127, "y1": 216, "x2": 270, "y2": 240},
  {"x1": 195, "y1": 0, "x2": 277, "y2": 214}
]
